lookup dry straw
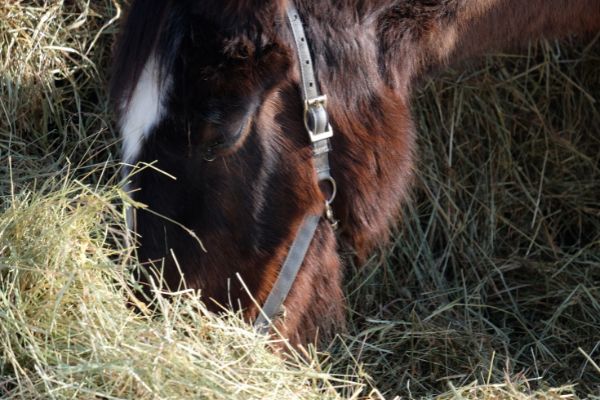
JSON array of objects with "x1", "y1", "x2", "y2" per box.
[{"x1": 1, "y1": 1, "x2": 599, "y2": 399}]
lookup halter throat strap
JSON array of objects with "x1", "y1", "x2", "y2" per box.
[{"x1": 254, "y1": 4, "x2": 337, "y2": 333}]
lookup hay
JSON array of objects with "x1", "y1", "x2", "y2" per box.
[
  {"x1": 0, "y1": 182, "x2": 366, "y2": 399},
  {"x1": 1, "y1": 1, "x2": 599, "y2": 399},
  {"x1": 338, "y1": 38, "x2": 600, "y2": 396}
]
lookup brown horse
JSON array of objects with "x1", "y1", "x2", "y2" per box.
[{"x1": 111, "y1": 0, "x2": 600, "y2": 346}]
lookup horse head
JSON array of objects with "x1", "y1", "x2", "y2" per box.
[{"x1": 112, "y1": 0, "x2": 347, "y2": 344}]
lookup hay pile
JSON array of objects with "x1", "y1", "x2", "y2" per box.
[
  {"x1": 1, "y1": 1, "x2": 599, "y2": 399},
  {"x1": 340, "y1": 37, "x2": 600, "y2": 396}
]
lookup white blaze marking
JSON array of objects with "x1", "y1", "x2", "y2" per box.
[
  {"x1": 120, "y1": 55, "x2": 170, "y2": 164},
  {"x1": 120, "y1": 55, "x2": 170, "y2": 239}
]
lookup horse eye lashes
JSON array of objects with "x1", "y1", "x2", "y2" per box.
[{"x1": 208, "y1": 139, "x2": 224, "y2": 148}]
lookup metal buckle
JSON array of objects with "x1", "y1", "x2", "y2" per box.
[{"x1": 303, "y1": 95, "x2": 333, "y2": 143}]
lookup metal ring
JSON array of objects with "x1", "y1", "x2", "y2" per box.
[{"x1": 319, "y1": 176, "x2": 337, "y2": 205}]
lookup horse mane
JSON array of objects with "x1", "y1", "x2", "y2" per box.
[
  {"x1": 110, "y1": 1, "x2": 289, "y2": 109},
  {"x1": 109, "y1": 0, "x2": 185, "y2": 107}
]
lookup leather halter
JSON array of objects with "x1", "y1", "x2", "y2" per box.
[{"x1": 253, "y1": 5, "x2": 337, "y2": 333}]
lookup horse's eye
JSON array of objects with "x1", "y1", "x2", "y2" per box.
[{"x1": 201, "y1": 108, "x2": 253, "y2": 160}]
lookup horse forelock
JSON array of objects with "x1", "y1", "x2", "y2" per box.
[
  {"x1": 191, "y1": 0, "x2": 287, "y2": 26},
  {"x1": 110, "y1": 0, "x2": 184, "y2": 107},
  {"x1": 111, "y1": 0, "x2": 189, "y2": 165}
]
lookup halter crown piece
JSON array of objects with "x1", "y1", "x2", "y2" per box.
[{"x1": 253, "y1": 4, "x2": 337, "y2": 333}]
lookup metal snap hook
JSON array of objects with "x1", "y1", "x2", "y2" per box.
[{"x1": 325, "y1": 202, "x2": 339, "y2": 230}]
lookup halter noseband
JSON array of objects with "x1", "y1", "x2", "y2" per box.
[{"x1": 253, "y1": 5, "x2": 337, "y2": 333}]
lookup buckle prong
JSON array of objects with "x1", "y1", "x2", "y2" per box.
[{"x1": 305, "y1": 95, "x2": 328, "y2": 108}]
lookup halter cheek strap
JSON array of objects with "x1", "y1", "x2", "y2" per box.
[
  {"x1": 288, "y1": 5, "x2": 334, "y2": 192},
  {"x1": 253, "y1": 4, "x2": 337, "y2": 333},
  {"x1": 253, "y1": 215, "x2": 320, "y2": 332}
]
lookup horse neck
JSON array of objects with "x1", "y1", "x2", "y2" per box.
[
  {"x1": 414, "y1": 0, "x2": 600, "y2": 75},
  {"x1": 298, "y1": 0, "x2": 600, "y2": 91},
  {"x1": 289, "y1": 0, "x2": 599, "y2": 257}
]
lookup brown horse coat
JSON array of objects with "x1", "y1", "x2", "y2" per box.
[{"x1": 112, "y1": 0, "x2": 600, "y2": 345}]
